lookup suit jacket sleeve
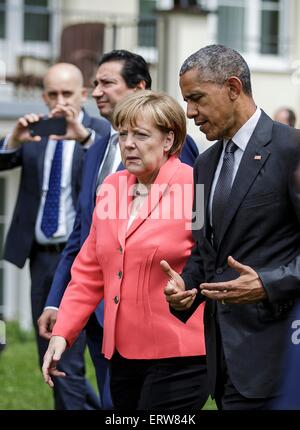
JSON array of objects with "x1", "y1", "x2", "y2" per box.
[
  {"x1": 258, "y1": 148, "x2": 300, "y2": 302},
  {"x1": 52, "y1": 206, "x2": 104, "y2": 347},
  {"x1": 0, "y1": 137, "x2": 22, "y2": 170},
  {"x1": 45, "y1": 199, "x2": 83, "y2": 308},
  {"x1": 88, "y1": 116, "x2": 110, "y2": 142},
  {"x1": 179, "y1": 134, "x2": 199, "y2": 167}
]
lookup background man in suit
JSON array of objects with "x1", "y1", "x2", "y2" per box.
[
  {"x1": 161, "y1": 44, "x2": 300, "y2": 410},
  {"x1": 0, "y1": 62, "x2": 110, "y2": 409},
  {"x1": 38, "y1": 50, "x2": 200, "y2": 409},
  {"x1": 273, "y1": 107, "x2": 296, "y2": 127}
]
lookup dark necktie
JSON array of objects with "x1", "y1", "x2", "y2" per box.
[
  {"x1": 41, "y1": 140, "x2": 63, "y2": 238},
  {"x1": 212, "y1": 139, "x2": 238, "y2": 247},
  {"x1": 96, "y1": 134, "x2": 118, "y2": 187}
]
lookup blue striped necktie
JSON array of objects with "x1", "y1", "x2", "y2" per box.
[{"x1": 41, "y1": 140, "x2": 63, "y2": 238}]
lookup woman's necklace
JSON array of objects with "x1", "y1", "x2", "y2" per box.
[{"x1": 133, "y1": 183, "x2": 150, "y2": 197}]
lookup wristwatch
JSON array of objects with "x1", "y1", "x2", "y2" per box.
[{"x1": 80, "y1": 128, "x2": 93, "y2": 145}]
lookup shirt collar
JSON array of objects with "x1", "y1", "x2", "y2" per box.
[
  {"x1": 110, "y1": 125, "x2": 118, "y2": 137},
  {"x1": 224, "y1": 107, "x2": 261, "y2": 152}
]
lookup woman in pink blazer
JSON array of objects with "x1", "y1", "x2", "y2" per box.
[{"x1": 43, "y1": 91, "x2": 208, "y2": 410}]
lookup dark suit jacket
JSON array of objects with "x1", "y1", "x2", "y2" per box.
[
  {"x1": 0, "y1": 111, "x2": 110, "y2": 268},
  {"x1": 45, "y1": 133, "x2": 200, "y2": 322},
  {"x1": 175, "y1": 111, "x2": 300, "y2": 399}
]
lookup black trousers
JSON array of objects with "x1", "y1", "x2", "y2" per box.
[
  {"x1": 85, "y1": 313, "x2": 113, "y2": 409},
  {"x1": 29, "y1": 245, "x2": 100, "y2": 410},
  {"x1": 214, "y1": 317, "x2": 276, "y2": 410},
  {"x1": 110, "y1": 351, "x2": 208, "y2": 411}
]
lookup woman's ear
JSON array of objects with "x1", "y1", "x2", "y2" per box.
[{"x1": 163, "y1": 130, "x2": 174, "y2": 153}]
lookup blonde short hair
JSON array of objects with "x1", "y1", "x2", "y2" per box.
[{"x1": 112, "y1": 90, "x2": 187, "y2": 157}]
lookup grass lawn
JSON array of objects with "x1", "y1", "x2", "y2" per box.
[
  {"x1": 0, "y1": 321, "x2": 98, "y2": 410},
  {"x1": 0, "y1": 321, "x2": 216, "y2": 410}
]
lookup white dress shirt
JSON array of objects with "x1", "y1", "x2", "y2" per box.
[
  {"x1": 34, "y1": 111, "x2": 83, "y2": 244},
  {"x1": 1, "y1": 111, "x2": 96, "y2": 244}
]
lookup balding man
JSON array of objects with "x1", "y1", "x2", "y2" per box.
[
  {"x1": 0, "y1": 63, "x2": 110, "y2": 409},
  {"x1": 274, "y1": 107, "x2": 296, "y2": 128}
]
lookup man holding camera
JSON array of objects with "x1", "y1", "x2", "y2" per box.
[{"x1": 0, "y1": 62, "x2": 110, "y2": 410}]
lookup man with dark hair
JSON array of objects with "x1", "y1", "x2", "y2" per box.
[
  {"x1": 38, "y1": 50, "x2": 199, "y2": 409},
  {"x1": 274, "y1": 107, "x2": 296, "y2": 128},
  {"x1": 161, "y1": 44, "x2": 300, "y2": 410},
  {"x1": 98, "y1": 50, "x2": 152, "y2": 90}
]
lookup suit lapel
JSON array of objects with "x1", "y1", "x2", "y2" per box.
[
  {"x1": 82, "y1": 110, "x2": 91, "y2": 128},
  {"x1": 69, "y1": 110, "x2": 91, "y2": 203},
  {"x1": 71, "y1": 143, "x2": 85, "y2": 200},
  {"x1": 37, "y1": 137, "x2": 49, "y2": 192},
  {"x1": 117, "y1": 162, "x2": 125, "y2": 171},
  {"x1": 217, "y1": 110, "x2": 272, "y2": 248},
  {"x1": 91, "y1": 134, "x2": 111, "y2": 200},
  {"x1": 198, "y1": 141, "x2": 223, "y2": 238}
]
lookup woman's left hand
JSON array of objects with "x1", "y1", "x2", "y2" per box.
[{"x1": 42, "y1": 335, "x2": 67, "y2": 388}]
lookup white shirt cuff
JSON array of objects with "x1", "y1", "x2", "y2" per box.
[
  {"x1": 44, "y1": 306, "x2": 59, "y2": 311},
  {"x1": 0, "y1": 134, "x2": 18, "y2": 153}
]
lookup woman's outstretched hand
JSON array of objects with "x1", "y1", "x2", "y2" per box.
[{"x1": 42, "y1": 336, "x2": 67, "y2": 388}]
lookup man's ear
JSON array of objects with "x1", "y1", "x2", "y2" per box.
[
  {"x1": 226, "y1": 76, "x2": 242, "y2": 100},
  {"x1": 135, "y1": 80, "x2": 147, "y2": 90}
]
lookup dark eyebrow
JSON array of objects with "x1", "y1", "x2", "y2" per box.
[
  {"x1": 184, "y1": 92, "x2": 204, "y2": 100},
  {"x1": 93, "y1": 77, "x2": 119, "y2": 87}
]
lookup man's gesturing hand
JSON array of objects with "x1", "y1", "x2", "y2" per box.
[
  {"x1": 200, "y1": 256, "x2": 267, "y2": 304},
  {"x1": 160, "y1": 260, "x2": 197, "y2": 310}
]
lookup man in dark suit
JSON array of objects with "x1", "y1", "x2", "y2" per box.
[
  {"x1": 37, "y1": 50, "x2": 200, "y2": 409},
  {"x1": 161, "y1": 44, "x2": 300, "y2": 410},
  {"x1": 0, "y1": 62, "x2": 110, "y2": 409}
]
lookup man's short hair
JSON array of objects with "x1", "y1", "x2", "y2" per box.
[
  {"x1": 180, "y1": 44, "x2": 252, "y2": 96},
  {"x1": 98, "y1": 49, "x2": 152, "y2": 90}
]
